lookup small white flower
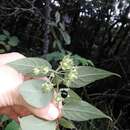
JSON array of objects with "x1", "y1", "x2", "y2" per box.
[
  {"x1": 42, "y1": 66, "x2": 49, "y2": 74},
  {"x1": 33, "y1": 67, "x2": 40, "y2": 75}
]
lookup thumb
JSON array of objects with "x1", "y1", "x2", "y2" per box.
[
  {"x1": 17, "y1": 95, "x2": 60, "y2": 121},
  {"x1": 0, "y1": 52, "x2": 25, "y2": 65}
]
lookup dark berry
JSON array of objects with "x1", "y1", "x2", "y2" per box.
[{"x1": 61, "y1": 90, "x2": 68, "y2": 98}]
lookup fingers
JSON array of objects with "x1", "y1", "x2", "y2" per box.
[
  {"x1": 0, "y1": 65, "x2": 24, "y2": 107},
  {"x1": 0, "y1": 52, "x2": 25, "y2": 65},
  {"x1": 0, "y1": 106, "x2": 31, "y2": 122},
  {"x1": 15, "y1": 89, "x2": 61, "y2": 121},
  {"x1": 26, "y1": 103, "x2": 60, "y2": 121},
  {"x1": 0, "y1": 52, "x2": 25, "y2": 106},
  {"x1": 0, "y1": 53, "x2": 62, "y2": 121},
  {"x1": 12, "y1": 105, "x2": 31, "y2": 117},
  {"x1": 18, "y1": 95, "x2": 61, "y2": 121},
  {"x1": 0, "y1": 107, "x2": 19, "y2": 121}
]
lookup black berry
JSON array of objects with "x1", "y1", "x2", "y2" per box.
[{"x1": 61, "y1": 90, "x2": 68, "y2": 98}]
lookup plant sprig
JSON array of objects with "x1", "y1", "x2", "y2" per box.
[{"x1": 7, "y1": 54, "x2": 120, "y2": 130}]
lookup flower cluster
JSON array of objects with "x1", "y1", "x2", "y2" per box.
[
  {"x1": 67, "y1": 67, "x2": 78, "y2": 81},
  {"x1": 33, "y1": 66, "x2": 50, "y2": 75},
  {"x1": 59, "y1": 55, "x2": 78, "y2": 87},
  {"x1": 60, "y1": 55, "x2": 74, "y2": 70},
  {"x1": 42, "y1": 81, "x2": 54, "y2": 93},
  {"x1": 64, "y1": 67, "x2": 78, "y2": 86}
]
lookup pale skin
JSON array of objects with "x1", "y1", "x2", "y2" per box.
[{"x1": 0, "y1": 52, "x2": 61, "y2": 121}]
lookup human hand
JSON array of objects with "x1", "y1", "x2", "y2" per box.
[{"x1": 0, "y1": 52, "x2": 62, "y2": 121}]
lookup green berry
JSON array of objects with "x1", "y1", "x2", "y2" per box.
[{"x1": 56, "y1": 94, "x2": 62, "y2": 102}]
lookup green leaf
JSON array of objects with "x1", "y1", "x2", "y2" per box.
[
  {"x1": 59, "y1": 23, "x2": 65, "y2": 31},
  {"x1": 8, "y1": 57, "x2": 52, "y2": 76},
  {"x1": 64, "y1": 89, "x2": 81, "y2": 103},
  {"x1": 19, "y1": 80, "x2": 53, "y2": 107},
  {"x1": 0, "y1": 34, "x2": 7, "y2": 41},
  {"x1": 56, "y1": 128, "x2": 60, "y2": 130},
  {"x1": 0, "y1": 115, "x2": 9, "y2": 122},
  {"x1": 53, "y1": 40, "x2": 64, "y2": 52},
  {"x1": 8, "y1": 36, "x2": 19, "y2": 47},
  {"x1": 59, "y1": 29, "x2": 71, "y2": 45},
  {"x1": 3, "y1": 30, "x2": 10, "y2": 37},
  {"x1": 55, "y1": 11, "x2": 60, "y2": 23},
  {"x1": 46, "y1": 51, "x2": 65, "y2": 62},
  {"x1": 53, "y1": 40, "x2": 57, "y2": 48},
  {"x1": 59, "y1": 118, "x2": 75, "y2": 129},
  {"x1": 4, "y1": 44, "x2": 11, "y2": 51},
  {"x1": 72, "y1": 54, "x2": 94, "y2": 66},
  {"x1": 0, "y1": 41, "x2": 11, "y2": 51},
  {"x1": 68, "y1": 66, "x2": 120, "y2": 88},
  {"x1": 63, "y1": 100, "x2": 112, "y2": 121},
  {"x1": 48, "y1": 21, "x2": 57, "y2": 27},
  {"x1": 19, "y1": 115, "x2": 57, "y2": 130},
  {"x1": 0, "y1": 49, "x2": 5, "y2": 53},
  {"x1": 5, "y1": 121, "x2": 20, "y2": 130},
  {"x1": 0, "y1": 41, "x2": 6, "y2": 45}
]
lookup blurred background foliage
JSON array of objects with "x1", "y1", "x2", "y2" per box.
[{"x1": 0, "y1": 0, "x2": 130, "y2": 130}]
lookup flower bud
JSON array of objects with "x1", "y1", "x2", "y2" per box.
[
  {"x1": 64, "y1": 80, "x2": 72, "y2": 87},
  {"x1": 64, "y1": 67, "x2": 78, "y2": 87},
  {"x1": 42, "y1": 66, "x2": 49, "y2": 75},
  {"x1": 33, "y1": 67, "x2": 40, "y2": 75},
  {"x1": 42, "y1": 82, "x2": 54, "y2": 93},
  {"x1": 60, "y1": 55, "x2": 74, "y2": 70},
  {"x1": 55, "y1": 94, "x2": 62, "y2": 102},
  {"x1": 33, "y1": 66, "x2": 50, "y2": 76},
  {"x1": 49, "y1": 73, "x2": 55, "y2": 79},
  {"x1": 68, "y1": 67, "x2": 78, "y2": 80}
]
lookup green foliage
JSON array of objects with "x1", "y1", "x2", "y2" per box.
[
  {"x1": 8, "y1": 36, "x2": 19, "y2": 47},
  {"x1": 59, "y1": 118, "x2": 75, "y2": 129},
  {"x1": 8, "y1": 57, "x2": 52, "y2": 76},
  {"x1": 62, "y1": 100, "x2": 111, "y2": 121},
  {"x1": 0, "y1": 30, "x2": 19, "y2": 53},
  {"x1": 50, "y1": 11, "x2": 71, "y2": 51},
  {"x1": 46, "y1": 51, "x2": 95, "y2": 66},
  {"x1": 72, "y1": 54, "x2": 94, "y2": 66},
  {"x1": 64, "y1": 89, "x2": 81, "y2": 102},
  {"x1": 59, "y1": 28, "x2": 71, "y2": 45},
  {"x1": 0, "y1": 115, "x2": 9, "y2": 122},
  {"x1": 7, "y1": 54, "x2": 120, "y2": 130},
  {"x1": 19, "y1": 80, "x2": 53, "y2": 107},
  {"x1": 46, "y1": 51, "x2": 65, "y2": 62},
  {"x1": 5, "y1": 121, "x2": 20, "y2": 130},
  {"x1": 0, "y1": 34, "x2": 7, "y2": 41},
  {"x1": 55, "y1": 11, "x2": 60, "y2": 24},
  {"x1": 0, "y1": 115, "x2": 20, "y2": 130},
  {"x1": 3, "y1": 30, "x2": 10, "y2": 37},
  {"x1": 19, "y1": 115, "x2": 56, "y2": 130},
  {"x1": 65, "y1": 66, "x2": 120, "y2": 88}
]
